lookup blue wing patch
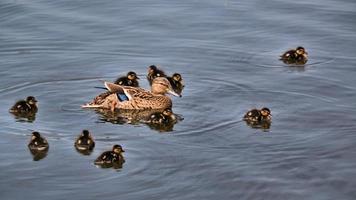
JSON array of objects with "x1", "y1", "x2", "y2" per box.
[{"x1": 117, "y1": 93, "x2": 129, "y2": 102}]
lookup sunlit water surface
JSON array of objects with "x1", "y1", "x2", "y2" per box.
[{"x1": 1, "y1": 0, "x2": 356, "y2": 199}]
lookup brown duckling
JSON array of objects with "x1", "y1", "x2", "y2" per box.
[
  {"x1": 167, "y1": 73, "x2": 185, "y2": 94},
  {"x1": 74, "y1": 130, "x2": 95, "y2": 152},
  {"x1": 243, "y1": 107, "x2": 272, "y2": 122},
  {"x1": 9, "y1": 96, "x2": 38, "y2": 114},
  {"x1": 280, "y1": 46, "x2": 308, "y2": 65},
  {"x1": 147, "y1": 65, "x2": 166, "y2": 85},
  {"x1": 28, "y1": 131, "x2": 49, "y2": 152},
  {"x1": 114, "y1": 71, "x2": 140, "y2": 87},
  {"x1": 94, "y1": 145, "x2": 125, "y2": 168},
  {"x1": 149, "y1": 108, "x2": 177, "y2": 124}
]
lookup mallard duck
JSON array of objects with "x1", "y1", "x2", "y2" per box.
[
  {"x1": 167, "y1": 73, "x2": 185, "y2": 94},
  {"x1": 147, "y1": 65, "x2": 166, "y2": 85},
  {"x1": 149, "y1": 108, "x2": 177, "y2": 124},
  {"x1": 94, "y1": 144, "x2": 125, "y2": 167},
  {"x1": 114, "y1": 71, "x2": 140, "y2": 87},
  {"x1": 74, "y1": 130, "x2": 95, "y2": 152},
  {"x1": 9, "y1": 96, "x2": 38, "y2": 114},
  {"x1": 28, "y1": 131, "x2": 49, "y2": 152},
  {"x1": 82, "y1": 77, "x2": 181, "y2": 111},
  {"x1": 243, "y1": 107, "x2": 272, "y2": 122},
  {"x1": 280, "y1": 46, "x2": 308, "y2": 65}
]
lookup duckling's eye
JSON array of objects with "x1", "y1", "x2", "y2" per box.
[
  {"x1": 157, "y1": 73, "x2": 161, "y2": 77},
  {"x1": 34, "y1": 141, "x2": 38, "y2": 145},
  {"x1": 78, "y1": 140, "x2": 82, "y2": 144},
  {"x1": 102, "y1": 155, "x2": 106, "y2": 159},
  {"x1": 88, "y1": 140, "x2": 91, "y2": 144}
]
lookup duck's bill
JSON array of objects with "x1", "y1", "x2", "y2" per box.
[{"x1": 168, "y1": 89, "x2": 182, "y2": 97}]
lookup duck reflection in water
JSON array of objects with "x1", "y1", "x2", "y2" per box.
[
  {"x1": 28, "y1": 131, "x2": 49, "y2": 161},
  {"x1": 243, "y1": 107, "x2": 272, "y2": 130},
  {"x1": 94, "y1": 108, "x2": 182, "y2": 132}
]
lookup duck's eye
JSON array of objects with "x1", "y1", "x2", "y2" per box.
[
  {"x1": 78, "y1": 140, "x2": 82, "y2": 144},
  {"x1": 34, "y1": 141, "x2": 38, "y2": 145},
  {"x1": 157, "y1": 73, "x2": 161, "y2": 77},
  {"x1": 88, "y1": 140, "x2": 91, "y2": 144}
]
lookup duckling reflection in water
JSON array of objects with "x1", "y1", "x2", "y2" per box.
[
  {"x1": 9, "y1": 96, "x2": 38, "y2": 121},
  {"x1": 114, "y1": 71, "x2": 140, "y2": 87},
  {"x1": 147, "y1": 65, "x2": 166, "y2": 85},
  {"x1": 280, "y1": 46, "x2": 308, "y2": 65},
  {"x1": 243, "y1": 107, "x2": 272, "y2": 129},
  {"x1": 167, "y1": 73, "x2": 185, "y2": 95},
  {"x1": 28, "y1": 131, "x2": 49, "y2": 161},
  {"x1": 94, "y1": 145, "x2": 125, "y2": 169},
  {"x1": 74, "y1": 130, "x2": 95, "y2": 155}
]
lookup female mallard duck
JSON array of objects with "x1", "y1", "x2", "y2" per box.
[
  {"x1": 280, "y1": 46, "x2": 308, "y2": 65},
  {"x1": 9, "y1": 96, "x2": 38, "y2": 114},
  {"x1": 94, "y1": 144, "x2": 125, "y2": 167},
  {"x1": 243, "y1": 107, "x2": 272, "y2": 122},
  {"x1": 147, "y1": 65, "x2": 166, "y2": 85},
  {"x1": 167, "y1": 73, "x2": 185, "y2": 95},
  {"x1": 74, "y1": 130, "x2": 95, "y2": 151},
  {"x1": 28, "y1": 131, "x2": 49, "y2": 152},
  {"x1": 82, "y1": 77, "x2": 181, "y2": 111},
  {"x1": 114, "y1": 71, "x2": 140, "y2": 87}
]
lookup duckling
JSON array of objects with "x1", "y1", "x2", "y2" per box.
[
  {"x1": 147, "y1": 65, "x2": 166, "y2": 85},
  {"x1": 94, "y1": 145, "x2": 125, "y2": 167},
  {"x1": 149, "y1": 108, "x2": 177, "y2": 124},
  {"x1": 114, "y1": 71, "x2": 140, "y2": 87},
  {"x1": 167, "y1": 73, "x2": 185, "y2": 94},
  {"x1": 28, "y1": 132, "x2": 49, "y2": 152},
  {"x1": 74, "y1": 130, "x2": 95, "y2": 152},
  {"x1": 9, "y1": 96, "x2": 38, "y2": 114},
  {"x1": 280, "y1": 46, "x2": 308, "y2": 65},
  {"x1": 243, "y1": 107, "x2": 272, "y2": 122}
]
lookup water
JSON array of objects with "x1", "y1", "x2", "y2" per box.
[{"x1": 1, "y1": 0, "x2": 356, "y2": 199}]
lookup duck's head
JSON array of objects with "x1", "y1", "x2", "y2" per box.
[
  {"x1": 151, "y1": 77, "x2": 182, "y2": 97},
  {"x1": 260, "y1": 107, "x2": 271, "y2": 117},
  {"x1": 296, "y1": 46, "x2": 307, "y2": 55},
  {"x1": 81, "y1": 130, "x2": 91, "y2": 137},
  {"x1": 127, "y1": 71, "x2": 139, "y2": 80},
  {"x1": 113, "y1": 144, "x2": 125, "y2": 154},
  {"x1": 31, "y1": 131, "x2": 41, "y2": 140},
  {"x1": 26, "y1": 96, "x2": 37, "y2": 105}
]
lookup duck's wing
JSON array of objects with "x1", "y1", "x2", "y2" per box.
[{"x1": 104, "y1": 82, "x2": 152, "y2": 101}]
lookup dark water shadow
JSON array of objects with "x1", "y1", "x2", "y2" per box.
[
  {"x1": 93, "y1": 108, "x2": 183, "y2": 133},
  {"x1": 28, "y1": 148, "x2": 48, "y2": 161},
  {"x1": 10, "y1": 112, "x2": 37, "y2": 123}
]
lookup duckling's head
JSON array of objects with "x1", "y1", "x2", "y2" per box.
[
  {"x1": 127, "y1": 71, "x2": 139, "y2": 80},
  {"x1": 31, "y1": 131, "x2": 41, "y2": 140},
  {"x1": 81, "y1": 130, "x2": 90, "y2": 137},
  {"x1": 26, "y1": 96, "x2": 37, "y2": 105},
  {"x1": 296, "y1": 46, "x2": 306, "y2": 55},
  {"x1": 163, "y1": 108, "x2": 176, "y2": 121},
  {"x1": 172, "y1": 73, "x2": 182, "y2": 82},
  {"x1": 113, "y1": 144, "x2": 125, "y2": 153},
  {"x1": 151, "y1": 77, "x2": 182, "y2": 97},
  {"x1": 260, "y1": 107, "x2": 271, "y2": 117},
  {"x1": 148, "y1": 65, "x2": 158, "y2": 74}
]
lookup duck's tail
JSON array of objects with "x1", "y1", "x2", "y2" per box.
[{"x1": 81, "y1": 103, "x2": 103, "y2": 108}]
